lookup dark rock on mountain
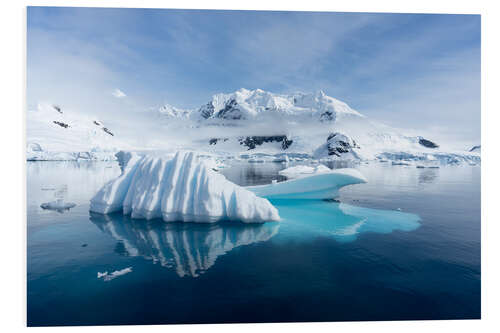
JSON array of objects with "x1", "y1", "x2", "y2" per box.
[
  {"x1": 216, "y1": 99, "x2": 245, "y2": 120},
  {"x1": 103, "y1": 127, "x2": 114, "y2": 136},
  {"x1": 209, "y1": 138, "x2": 228, "y2": 145},
  {"x1": 418, "y1": 137, "x2": 439, "y2": 148},
  {"x1": 53, "y1": 105, "x2": 63, "y2": 114},
  {"x1": 199, "y1": 102, "x2": 215, "y2": 119},
  {"x1": 469, "y1": 145, "x2": 481, "y2": 152},
  {"x1": 326, "y1": 133, "x2": 359, "y2": 157},
  {"x1": 93, "y1": 120, "x2": 101, "y2": 126},
  {"x1": 53, "y1": 120, "x2": 69, "y2": 128},
  {"x1": 238, "y1": 136, "x2": 293, "y2": 150},
  {"x1": 320, "y1": 110, "x2": 335, "y2": 122}
]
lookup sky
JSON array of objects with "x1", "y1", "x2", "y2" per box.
[{"x1": 27, "y1": 7, "x2": 481, "y2": 144}]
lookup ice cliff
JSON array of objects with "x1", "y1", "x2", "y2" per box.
[{"x1": 90, "y1": 151, "x2": 280, "y2": 223}]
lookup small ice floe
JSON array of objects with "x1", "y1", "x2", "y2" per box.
[
  {"x1": 41, "y1": 187, "x2": 56, "y2": 191},
  {"x1": 391, "y1": 161, "x2": 411, "y2": 166},
  {"x1": 97, "y1": 267, "x2": 132, "y2": 281},
  {"x1": 40, "y1": 199, "x2": 76, "y2": 213}
]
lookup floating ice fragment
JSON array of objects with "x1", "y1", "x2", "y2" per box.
[
  {"x1": 40, "y1": 199, "x2": 76, "y2": 213},
  {"x1": 97, "y1": 267, "x2": 132, "y2": 281},
  {"x1": 248, "y1": 167, "x2": 367, "y2": 200}
]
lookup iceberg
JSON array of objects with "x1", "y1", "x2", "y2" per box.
[
  {"x1": 248, "y1": 167, "x2": 367, "y2": 200},
  {"x1": 90, "y1": 151, "x2": 280, "y2": 223}
]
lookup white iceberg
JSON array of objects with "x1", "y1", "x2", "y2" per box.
[
  {"x1": 248, "y1": 167, "x2": 367, "y2": 200},
  {"x1": 90, "y1": 151, "x2": 280, "y2": 223}
]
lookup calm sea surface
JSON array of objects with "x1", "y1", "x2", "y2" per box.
[{"x1": 27, "y1": 160, "x2": 480, "y2": 326}]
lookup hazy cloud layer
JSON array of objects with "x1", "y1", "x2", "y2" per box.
[{"x1": 27, "y1": 7, "x2": 480, "y2": 144}]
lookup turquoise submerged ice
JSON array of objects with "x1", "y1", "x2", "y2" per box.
[{"x1": 273, "y1": 199, "x2": 420, "y2": 243}]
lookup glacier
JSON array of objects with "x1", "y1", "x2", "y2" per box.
[{"x1": 90, "y1": 151, "x2": 280, "y2": 223}]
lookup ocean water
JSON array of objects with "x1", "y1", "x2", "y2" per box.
[{"x1": 27, "y1": 161, "x2": 480, "y2": 326}]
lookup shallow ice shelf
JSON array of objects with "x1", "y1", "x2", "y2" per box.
[
  {"x1": 247, "y1": 167, "x2": 367, "y2": 200},
  {"x1": 90, "y1": 151, "x2": 280, "y2": 223},
  {"x1": 272, "y1": 199, "x2": 421, "y2": 243}
]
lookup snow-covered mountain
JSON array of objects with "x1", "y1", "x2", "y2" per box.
[
  {"x1": 158, "y1": 103, "x2": 193, "y2": 119},
  {"x1": 196, "y1": 88, "x2": 363, "y2": 123},
  {"x1": 26, "y1": 88, "x2": 481, "y2": 165},
  {"x1": 27, "y1": 102, "x2": 130, "y2": 160}
]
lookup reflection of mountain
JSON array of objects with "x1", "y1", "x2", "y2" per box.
[
  {"x1": 418, "y1": 168, "x2": 439, "y2": 184},
  {"x1": 90, "y1": 213, "x2": 279, "y2": 277}
]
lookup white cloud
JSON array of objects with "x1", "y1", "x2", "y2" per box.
[{"x1": 112, "y1": 88, "x2": 126, "y2": 98}]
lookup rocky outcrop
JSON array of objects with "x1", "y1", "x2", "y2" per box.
[
  {"x1": 53, "y1": 105, "x2": 62, "y2": 114},
  {"x1": 102, "y1": 127, "x2": 114, "y2": 136},
  {"x1": 469, "y1": 145, "x2": 481, "y2": 153},
  {"x1": 199, "y1": 102, "x2": 215, "y2": 119},
  {"x1": 53, "y1": 120, "x2": 69, "y2": 128},
  {"x1": 418, "y1": 137, "x2": 439, "y2": 148},
  {"x1": 209, "y1": 138, "x2": 228, "y2": 145},
  {"x1": 239, "y1": 135, "x2": 293, "y2": 150},
  {"x1": 216, "y1": 98, "x2": 245, "y2": 120},
  {"x1": 326, "y1": 133, "x2": 360, "y2": 157}
]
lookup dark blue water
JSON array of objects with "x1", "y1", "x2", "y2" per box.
[{"x1": 27, "y1": 161, "x2": 480, "y2": 326}]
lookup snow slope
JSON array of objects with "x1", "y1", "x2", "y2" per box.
[
  {"x1": 90, "y1": 151, "x2": 280, "y2": 223},
  {"x1": 27, "y1": 102, "x2": 130, "y2": 160}
]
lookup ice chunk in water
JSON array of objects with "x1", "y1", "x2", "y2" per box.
[
  {"x1": 90, "y1": 151, "x2": 280, "y2": 223},
  {"x1": 248, "y1": 167, "x2": 367, "y2": 200}
]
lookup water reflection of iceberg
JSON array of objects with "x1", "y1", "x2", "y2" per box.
[
  {"x1": 271, "y1": 200, "x2": 421, "y2": 242},
  {"x1": 90, "y1": 213, "x2": 279, "y2": 277}
]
